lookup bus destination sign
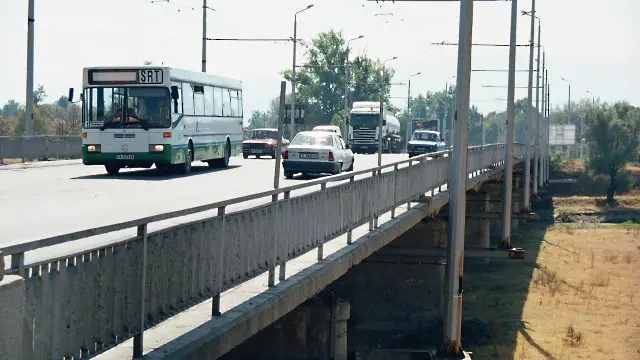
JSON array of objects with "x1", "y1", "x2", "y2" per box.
[{"x1": 89, "y1": 69, "x2": 164, "y2": 85}]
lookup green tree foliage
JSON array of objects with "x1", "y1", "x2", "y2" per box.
[
  {"x1": 2, "y1": 99, "x2": 21, "y2": 117},
  {"x1": 281, "y1": 29, "x2": 395, "y2": 129},
  {"x1": 0, "y1": 87, "x2": 82, "y2": 136},
  {"x1": 585, "y1": 101, "x2": 640, "y2": 201}
]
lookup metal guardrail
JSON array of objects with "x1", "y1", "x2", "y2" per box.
[
  {"x1": 1, "y1": 143, "x2": 523, "y2": 360},
  {"x1": 0, "y1": 136, "x2": 82, "y2": 163}
]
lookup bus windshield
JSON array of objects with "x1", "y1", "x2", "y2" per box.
[
  {"x1": 83, "y1": 87, "x2": 171, "y2": 129},
  {"x1": 350, "y1": 113, "x2": 379, "y2": 128}
]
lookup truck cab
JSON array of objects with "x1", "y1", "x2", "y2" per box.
[{"x1": 407, "y1": 130, "x2": 446, "y2": 157}]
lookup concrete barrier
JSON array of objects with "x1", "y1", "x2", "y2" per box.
[{"x1": 0, "y1": 275, "x2": 25, "y2": 360}]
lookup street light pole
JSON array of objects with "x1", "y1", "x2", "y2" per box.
[
  {"x1": 25, "y1": 0, "x2": 35, "y2": 136},
  {"x1": 522, "y1": 0, "x2": 536, "y2": 212},
  {"x1": 290, "y1": 4, "x2": 314, "y2": 142},
  {"x1": 561, "y1": 77, "x2": 572, "y2": 157},
  {"x1": 406, "y1": 72, "x2": 422, "y2": 150},
  {"x1": 540, "y1": 50, "x2": 546, "y2": 188},
  {"x1": 533, "y1": 18, "x2": 541, "y2": 195},
  {"x1": 500, "y1": 0, "x2": 518, "y2": 248},
  {"x1": 344, "y1": 35, "x2": 364, "y2": 141},
  {"x1": 378, "y1": 57, "x2": 397, "y2": 167},
  {"x1": 441, "y1": 0, "x2": 474, "y2": 355}
]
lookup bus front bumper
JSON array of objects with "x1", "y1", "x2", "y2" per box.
[{"x1": 82, "y1": 145, "x2": 174, "y2": 167}]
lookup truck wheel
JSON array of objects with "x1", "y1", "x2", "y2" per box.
[{"x1": 284, "y1": 171, "x2": 294, "y2": 179}]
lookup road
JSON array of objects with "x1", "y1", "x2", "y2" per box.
[{"x1": 1, "y1": 154, "x2": 407, "y2": 266}]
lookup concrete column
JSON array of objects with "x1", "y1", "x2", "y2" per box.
[
  {"x1": 330, "y1": 299, "x2": 351, "y2": 360},
  {"x1": 0, "y1": 275, "x2": 25, "y2": 360},
  {"x1": 480, "y1": 192, "x2": 491, "y2": 248}
]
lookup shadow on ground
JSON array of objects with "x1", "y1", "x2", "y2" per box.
[
  {"x1": 461, "y1": 192, "x2": 557, "y2": 359},
  {"x1": 71, "y1": 164, "x2": 241, "y2": 181}
]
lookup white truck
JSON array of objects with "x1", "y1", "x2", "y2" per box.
[{"x1": 348, "y1": 101, "x2": 402, "y2": 154}]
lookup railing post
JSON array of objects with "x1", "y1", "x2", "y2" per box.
[
  {"x1": 318, "y1": 184, "x2": 326, "y2": 261},
  {"x1": 407, "y1": 160, "x2": 413, "y2": 210},
  {"x1": 10, "y1": 252, "x2": 25, "y2": 278},
  {"x1": 391, "y1": 164, "x2": 398, "y2": 218},
  {"x1": 268, "y1": 194, "x2": 278, "y2": 287},
  {"x1": 279, "y1": 191, "x2": 290, "y2": 281},
  {"x1": 213, "y1": 206, "x2": 225, "y2": 316},
  {"x1": 369, "y1": 170, "x2": 376, "y2": 230},
  {"x1": 0, "y1": 251, "x2": 4, "y2": 281},
  {"x1": 133, "y1": 224, "x2": 148, "y2": 358},
  {"x1": 347, "y1": 176, "x2": 355, "y2": 245}
]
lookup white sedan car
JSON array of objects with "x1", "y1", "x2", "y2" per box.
[{"x1": 282, "y1": 131, "x2": 354, "y2": 179}]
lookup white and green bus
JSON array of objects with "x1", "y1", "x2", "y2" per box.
[{"x1": 69, "y1": 66, "x2": 243, "y2": 175}]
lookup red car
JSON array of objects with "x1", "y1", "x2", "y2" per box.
[{"x1": 242, "y1": 128, "x2": 289, "y2": 159}]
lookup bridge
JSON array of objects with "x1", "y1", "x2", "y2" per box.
[{"x1": 0, "y1": 142, "x2": 544, "y2": 359}]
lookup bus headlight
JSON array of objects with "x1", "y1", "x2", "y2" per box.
[
  {"x1": 87, "y1": 145, "x2": 101, "y2": 152},
  {"x1": 149, "y1": 144, "x2": 165, "y2": 152}
]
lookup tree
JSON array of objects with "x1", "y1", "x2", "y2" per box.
[
  {"x1": 33, "y1": 85, "x2": 46, "y2": 107},
  {"x1": 56, "y1": 95, "x2": 69, "y2": 110},
  {"x1": 281, "y1": 29, "x2": 395, "y2": 129},
  {"x1": 2, "y1": 99, "x2": 21, "y2": 117},
  {"x1": 585, "y1": 102, "x2": 640, "y2": 202}
]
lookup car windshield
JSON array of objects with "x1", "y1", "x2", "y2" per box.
[
  {"x1": 247, "y1": 130, "x2": 277, "y2": 140},
  {"x1": 412, "y1": 132, "x2": 439, "y2": 142},
  {"x1": 291, "y1": 133, "x2": 334, "y2": 147}
]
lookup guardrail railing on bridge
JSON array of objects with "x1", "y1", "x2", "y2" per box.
[
  {"x1": 0, "y1": 136, "x2": 82, "y2": 163},
  {"x1": 1, "y1": 143, "x2": 523, "y2": 360}
]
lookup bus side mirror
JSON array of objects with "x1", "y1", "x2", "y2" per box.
[
  {"x1": 68, "y1": 88, "x2": 74, "y2": 102},
  {"x1": 171, "y1": 86, "x2": 180, "y2": 100},
  {"x1": 382, "y1": 119, "x2": 387, "y2": 125}
]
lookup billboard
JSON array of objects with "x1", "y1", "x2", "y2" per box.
[{"x1": 549, "y1": 124, "x2": 576, "y2": 145}]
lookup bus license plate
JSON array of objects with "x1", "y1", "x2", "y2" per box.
[
  {"x1": 116, "y1": 155, "x2": 135, "y2": 160},
  {"x1": 251, "y1": 149, "x2": 262, "y2": 154}
]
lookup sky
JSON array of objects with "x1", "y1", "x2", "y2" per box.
[{"x1": 1, "y1": 0, "x2": 638, "y2": 124}]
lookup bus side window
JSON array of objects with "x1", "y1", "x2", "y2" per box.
[
  {"x1": 172, "y1": 84, "x2": 183, "y2": 114},
  {"x1": 222, "y1": 88, "x2": 231, "y2": 116},
  {"x1": 213, "y1": 87, "x2": 223, "y2": 116},
  {"x1": 182, "y1": 84, "x2": 195, "y2": 115}
]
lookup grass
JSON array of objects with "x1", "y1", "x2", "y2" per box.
[{"x1": 463, "y1": 219, "x2": 640, "y2": 359}]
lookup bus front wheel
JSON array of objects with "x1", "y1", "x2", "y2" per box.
[{"x1": 105, "y1": 165, "x2": 120, "y2": 175}]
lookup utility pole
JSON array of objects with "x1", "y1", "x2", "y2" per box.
[
  {"x1": 25, "y1": 0, "x2": 35, "y2": 137},
  {"x1": 407, "y1": 78, "x2": 411, "y2": 147},
  {"x1": 344, "y1": 35, "x2": 364, "y2": 142},
  {"x1": 539, "y1": 50, "x2": 545, "y2": 188},
  {"x1": 290, "y1": 5, "x2": 314, "y2": 142},
  {"x1": 344, "y1": 60, "x2": 350, "y2": 141},
  {"x1": 533, "y1": 19, "x2": 541, "y2": 195},
  {"x1": 440, "y1": 0, "x2": 473, "y2": 356},
  {"x1": 378, "y1": 68, "x2": 385, "y2": 166},
  {"x1": 523, "y1": 0, "x2": 536, "y2": 212},
  {"x1": 546, "y1": 79, "x2": 551, "y2": 183},
  {"x1": 406, "y1": 72, "x2": 421, "y2": 150},
  {"x1": 501, "y1": 0, "x2": 518, "y2": 248},
  {"x1": 202, "y1": 0, "x2": 207, "y2": 72}
]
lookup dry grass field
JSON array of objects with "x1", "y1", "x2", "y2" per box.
[
  {"x1": 462, "y1": 159, "x2": 640, "y2": 359},
  {"x1": 464, "y1": 222, "x2": 640, "y2": 360}
]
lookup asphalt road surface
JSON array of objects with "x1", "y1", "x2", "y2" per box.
[{"x1": 1, "y1": 153, "x2": 408, "y2": 266}]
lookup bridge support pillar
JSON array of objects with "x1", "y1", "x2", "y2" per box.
[
  {"x1": 0, "y1": 275, "x2": 25, "y2": 360},
  {"x1": 464, "y1": 192, "x2": 491, "y2": 249},
  {"x1": 330, "y1": 299, "x2": 351, "y2": 360}
]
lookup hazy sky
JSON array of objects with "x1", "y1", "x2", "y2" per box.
[{"x1": 1, "y1": 0, "x2": 638, "y2": 122}]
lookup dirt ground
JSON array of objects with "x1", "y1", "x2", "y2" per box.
[
  {"x1": 463, "y1": 160, "x2": 640, "y2": 359},
  {"x1": 464, "y1": 221, "x2": 640, "y2": 360}
]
